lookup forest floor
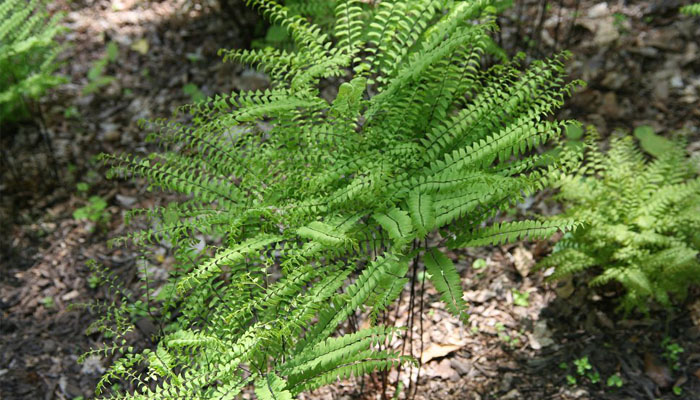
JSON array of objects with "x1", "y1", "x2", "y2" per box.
[{"x1": 1, "y1": 1, "x2": 699, "y2": 399}]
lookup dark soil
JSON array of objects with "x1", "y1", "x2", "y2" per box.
[{"x1": 1, "y1": 1, "x2": 699, "y2": 399}]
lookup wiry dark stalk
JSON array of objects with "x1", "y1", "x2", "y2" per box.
[
  {"x1": 410, "y1": 239, "x2": 429, "y2": 400},
  {"x1": 404, "y1": 240, "x2": 420, "y2": 399},
  {"x1": 532, "y1": 0, "x2": 550, "y2": 57},
  {"x1": 563, "y1": 0, "x2": 581, "y2": 49},
  {"x1": 552, "y1": 0, "x2": 565, "y2": 52}
]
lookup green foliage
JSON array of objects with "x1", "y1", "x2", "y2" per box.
[
  {"x1": 662, "y1": 337, "x2": 684, "y2": 371},
  {"x1": 73, "y1": 195, "x2": 109, "y2": 223},
  {"x1": 95, "y1": 0, "x2": 582, "y2": 397},
  {"x1": 73, "y1": 180, "x2": 110, "y2": 227},
  {"x1": 183, "y1": 83, "x2": 206, "y2": 103},
  {"x1": 606, "y1": 373, "x2": 623, "y2": 388},
  {"x1": 83, "y1": 42, "x2": 118, "y2": 95},
  {"x1": 633, "y1": 125, "x2": 674, "y2": 158},
  {"x1": 539, "y1": 130, "x2": 700, "y2": 314},
  {"x1": 680, "y1": 3, "x2": 700, "y2": 16},
  {"x1": 0, "y1": 0, "x2": 66, "y2": 122},
  {"x1": 511, "y1": 289, "x2": 529, "y2": 307},
  {"x1": 561, "y1": 356, "x2": 600, "y2": 385},
  {"x1": 472, "y1": 258, "x2": 487, "y2": 270}
]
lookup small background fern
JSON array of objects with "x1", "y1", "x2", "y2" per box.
[
  {"x1": 0, "y1": 0, "x2": 66, "y2": 123},
  {"x1": 538, "y1": 129, "x2": 700, "y2": 314}
]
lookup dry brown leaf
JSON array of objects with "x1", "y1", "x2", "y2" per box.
[
  {"x1": 644, "y1": 352, "x2": 672, "y2": 388},
  {"x1": 421, "y1": 342, "x2": 465, "y2": 363},
  {"x1": 131, "y1": 38, "x2": 149, "y2": 55},
  {"x1": 512, "y1": 246, "x2": 534, "y2": 278}
]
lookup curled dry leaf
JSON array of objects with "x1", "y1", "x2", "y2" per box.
[{"x1": 421, "y1": 341, "x2": 466, "y2": 363}]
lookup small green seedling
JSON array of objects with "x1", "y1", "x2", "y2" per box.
[
  {"x1": 673, "y1": 386, "x2": 682, "y2": 396},
  {"x1": 73, "y1": 196, "x2": 109, "y2": 224},
  {"x1": 64, "y1": 105, "x2": 80, "y2": 119},
  {"x1": 613, "y1": 12, "x2": 629, "y2": 33},
  {"x1": 662, "y1": 337, "x2": 684, "y2": 371},
  {"x1": 183, "y1": 83, "x2": 206, "y2": 103},
  {"x1": 562, "y1": 356, "x2": 601, "y2": 385},
  {"x1": 472, "y1": 258, "x2": 486, "y2": 270},
  {"x1": 574, "y1": 356, "x2": 592, "y2": 375},
  {"x1": 607, "y1": 373, "x2": 623, "y2": 388},
  {"x1": 76, "y1": 182, "x2": 90, "y2": 192},
  {"x1": 512, "y1": 289, "x2": 530, "y2": 307},
  {"x1": 41, "y1": 296, "x2": 55, "y2": 308},
  {"x1": 83, "y1": 42, "x2": 118, "y2": 94},
  {"x1": 88, "y1": 274, "x2": 101, "y2": 289}
]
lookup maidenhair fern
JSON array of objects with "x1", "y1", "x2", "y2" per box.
[
  {"x1": 95, "y1": 0, "x2": 583, "y2": 398},
  {"x1": 0, "y1": 0, "x2": 66, "y2": 122},
  {"x1": 538, "y1": 130, "x2": 700, "y2": 314},
  {"x1": 680, "y1": 3, "x2": 700, "y2": 16}
]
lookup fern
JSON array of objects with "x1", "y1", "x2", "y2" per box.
[
  {"x1": 680, "y1": 3, "x2": 700, "y2": 16},
  {"x1": 95, "y1": 0, "x2": 583, "y2": 398},
  {"x1": 538, "y1": 129, "x2": 700, "y2": 314},
  {"x1": 0, "y1": 0, "x2": 66, "y2": 122}
]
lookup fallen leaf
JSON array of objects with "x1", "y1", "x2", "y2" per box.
[
  {"x1": 528, "y1": 320, "x2": 554, "y2": 350},
  {"x1": 644, "y1": 352, "x2": 672, "y2": 388},
  {"x1": 694, "y1": 368, "x2": 700, "y2": 381},
  {"x1": 421, "y1": 342, "x2": 465, "y2": 363},
  {"x1": 512, "y1": 246, "x2": 534, "y2": 277},
  {"x1": 464, "y1": 289, "x2": 496, "y2": 303},
  {"x1": 554, "y1": 278, "x2": 575, "y2": 299},
  {"x1": 131, "y1": 38, "x2": 149, "y2": 55},
  {"x1": 429, "y1": 358, "x2": 458, "y2": 380}
]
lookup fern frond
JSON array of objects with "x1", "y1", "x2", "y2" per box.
[
  {"x1": 452, "y1": 219, "x2": 578, "y2": 247},
  {"x1": 255, "y1": 373, "x2": 293, "y2": 400},
  {"x1": 423, "y1": 248, "x2": 468, "y2": 322},
  {"x1": 680, "y1": 3, "x2": 700, "y2": 16},
  {"x1": 407, "y1": 191, "x2": 436, "y2": 238}
]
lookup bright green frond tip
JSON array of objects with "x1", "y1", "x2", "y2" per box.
[
  {"x1": 680, "y1": 3, "x2": 700, "y2": 16},
  {"x1": 94, "y1": 0, "x2": 584, "y2": 398}
]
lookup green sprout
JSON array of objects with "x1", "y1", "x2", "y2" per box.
[
  {"x1": 607, "y1": 373, "x2": 623, "y2": 388},
  {"x1": 512, "y1": 289, "x2": 530, "y2": 307}
]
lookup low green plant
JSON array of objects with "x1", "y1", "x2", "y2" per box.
[
  {"x1": 612, "y1": 12, "x2": 628, "y2": 34},
  {"x1": 41, "y1": 296, "x2": 55, "y2": 309},
  {"x1": 73, "y1": 182, "x2": 110, "y2": 227},
  {"x1": 662, "y1": 337, "x2": 684, "y2": 371},
  {"x1": 183, "y1": 82, "x2": 206, "y2": 103},
  {"x1": 83, "y1": 41, "x2": 118, "y2": 95},
  {"x1": 511, "y1": 289, "x2": 529, "y2": 307},
  {"x1": 0, "y1": 0, "x2": 67, "y2": 122},
  {"x1": 538, "y1": 130, "x2": 700, "y2": 313},
  {"x1": 606, "y1": 373, "x2": 623, "y2": 388},
  {"x1": 92, "y1": 0, "x2": 582, "y2": 397},
  {"x1": 561, "y1": 356, "x2": 600, "y2": 385},
  {"x1": 73, "y1": 195, "x2": 109, "y2": 224},
  {"x1": 472, "y1": 258, "x2": 487, "y2": 270}
]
